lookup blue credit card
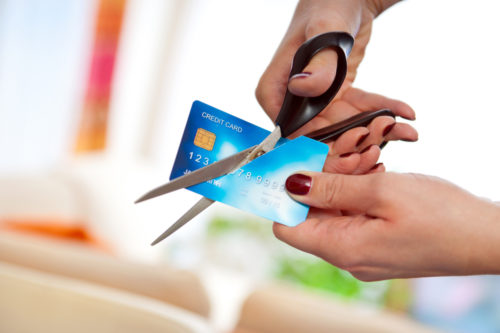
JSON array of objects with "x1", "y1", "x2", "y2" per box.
[{"x1": 170, "y1": 101, "x2": 328, "y2": 227}]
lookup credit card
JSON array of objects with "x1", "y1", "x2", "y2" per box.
[{"x1": 170, "y1": 101, "x2": 328, "y2": 227}]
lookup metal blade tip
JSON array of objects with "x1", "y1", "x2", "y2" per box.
[
  {"x1": 134, "y1": 197, "x2": 146, "y2": 204},
  {"x1": 150, "y1": 233, "x2": 169, "y2": 246},
  {"x1": 134, "y1": 192, "x2": 155, "y2": 204}
]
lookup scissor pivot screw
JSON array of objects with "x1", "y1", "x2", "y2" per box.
[{"x1": 256, "y1": 150, "x2": 265, "y2": 158}]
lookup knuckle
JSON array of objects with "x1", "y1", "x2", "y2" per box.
[
  {"x1": 305, "y1": 17, "x2": 334, "y2": 38},
  {"x1": 319, "y1": 175, "x2": 344, "y2": 208},
  {"x1": 255, "y1": 71, "x2": 273, "y2": 107},
  {"x1": 334, "y1": 250, "x2": 365, "y2": 273},
  {"x1": 335, "y1": 254, "x2": 356, "y2": 271},
  {"x1": 255, "y1": 81, "x2": 265, "y2": 107},
  {"x1": 339, "y1": 257, "x2": 374, "y2": 282},
  {"x1": 350, "y1": 270, "x2": 378, "y2": 282},
  {"x1": 334, "y1": 243, "x2": 362, "y2": 271},
  {"x1": 324, "y1": 158, "x2": 354, "y2": 174}
]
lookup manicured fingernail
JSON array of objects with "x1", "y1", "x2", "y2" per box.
[
  {"x1": 355, "y1": 133, "x2": 369, "y2": 148},
  {"x1": 286, "y1": 173, "x2": 312, "y2": 195},
  {"x1": 289, "y1": 72, "x2": 312, "y2": 81},
  {"x1": 382, "y1": 123, "x2": 396, "y2": 136},
  {"x1": 340, "y1": 152, "x2": 353, "y2": 158},
  {"x1": 360, "y1": 144, "x2": 374, "y2": 154}
]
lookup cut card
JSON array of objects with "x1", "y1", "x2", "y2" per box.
[{"x1": 170, "y1": 101, "x2": 328, "y2": 226}]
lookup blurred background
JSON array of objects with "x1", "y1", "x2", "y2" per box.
[{"x1": 1, "y1": 0, "x2": 500, "y2": 332}]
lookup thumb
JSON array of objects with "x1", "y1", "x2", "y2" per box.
[
  {"x1": 287, "y1": 49, "x2": 338, "y2": 97},
  {"x1": 285, "y1": 171, "x2": 381, "y2": 213},
  {"x1": 287, "y1": 6, "x2": 361, "y2": 97}
]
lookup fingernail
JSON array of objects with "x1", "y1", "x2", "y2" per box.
[
  {"x1": 289, "y1": 72, "x2": 312, "y2": 81},
  {"x1": 340, "y1": 152, "x2": 353, "y2": 158},
  {"x1": 382, "y1": 123, "x2": 396, "y2": 136},
  {"x1": 286, "y1": 173, "x2": 312, "y2": 195},
  {"x1": 355, "y1": 133, "x2": 369, "y2": 148},
  {"x1": 360, "y1": 144, "x2": 374, "y2": 154}
]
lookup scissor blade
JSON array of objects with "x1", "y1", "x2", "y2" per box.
[
  {"x1": 135, "y1": 146, "x2": 255, "y2": 204},
  {"x1": 148, "y1": 127, "x2": 283, "y2": 243},
  {"x1": 151, "y1": 197, "x2": 215, "y2": 246}
]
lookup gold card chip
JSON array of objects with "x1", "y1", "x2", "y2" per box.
[{"x1": 194, "y1": 128, "x2": 216, "y2": 151}]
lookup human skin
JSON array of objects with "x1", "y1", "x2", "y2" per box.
[
  {"x1": 260, "y1": 0, "x2": 500, "y2": 281},
  {"x1": 277, "y1": 171, "x2": 500, "y2": 281},
  {"x1": 256, "y1": 0, "x2": 418, "y2": 175}
]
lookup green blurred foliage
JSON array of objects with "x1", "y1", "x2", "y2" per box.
[
  {"x1": 274, "y1": 255, "x2": 363, "y2": 299},
  {"x1": 206, "y1": 214, "x2": 270, "y2": 238},
  {"x1": 206, "y1": 215, "x2": 411, "y2": 310}
]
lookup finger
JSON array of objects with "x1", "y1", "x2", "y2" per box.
[
  {"x1": 285, "y1": 172, "x2": 382, "y2": 212},
  {"x1": 287, "y1": 5, "x2": 361, "y2": 98},
  {"x1": 256, "y1": 64, "x2": 291, "y2": 121},
  {"x1": 256, "y1": 37, "x2": 303, "y2": 121},
  {"x1": 272, "y1": 218, "x2": 325, "y2": 257},
  {"x1": 272, "y1": 214, "x2": 355, "y2": 259},
  {"x1": 330, "y1": 127, "x2": 370, "y2": 156},
  {"x1": 354, "y1": 145, "x2": 381, "y2": 175},
  {"x1": 343, "y1": 88, "x2": 416, "y2": 120},
  {"x1": 291, "y1": 115, "x2": 332, "y2": 138},
  {"x1": 293, "y1": 101, "x2": 361, "y2": 137},
  {"x1": 288, "y1": 49, "x2": 338, "y2": 97},
  {"x1": 384, "y1": 123, "x2": 418, "y2": 142},
  {"x1": 320, "y1": 99, "x2": 361, "y2": 124},
  {"x1": 323, "y1": 152, "x2": 361, "y2": 174},
  {"x1": 336, "y1": 148, "x2": 383, "y2": 215},
  {"x1": 273, "y1": 213, "x2": 373, "y2": 269},
  {"x1": 322, "y1": 128, "x2": 372, "y2": 175},
  {"x1": 273, "y1": 221, "x2": 310, "y2": 253},
  {"x1": 356, "y1": 116, "x2": 395, "y2": 151},
  {"x1": 368, "y1": 163, "x2": 385, "y2": 174}
]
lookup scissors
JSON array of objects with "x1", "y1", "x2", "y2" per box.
[{"x1": 136, "y1": 32, "x2": 395, "y2": 246}]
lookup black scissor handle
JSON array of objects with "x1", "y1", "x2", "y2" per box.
[
  {"x1": 305, "y1": 109, "x2": 395, "y2": 143},
  {"x1": 275, "y1": 32, "x2": 354, "y2": 138}
]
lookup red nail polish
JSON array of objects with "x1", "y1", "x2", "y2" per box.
[
  {"x1": 356, "y1": 133, "x2": 369, "y2": 148},
  {"x1": 382, "y1": 123, "x2": 396, "y2": 136},
  {"x1": 360, "y1": 145, "x2": 374, "y2": 154},
  {"x1": 340, "y1": 152, "x2": 353, "y2": 158},
  {"x1": 286, "y1": 174, "x2": 312, "y2": 195}
]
